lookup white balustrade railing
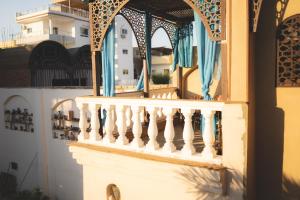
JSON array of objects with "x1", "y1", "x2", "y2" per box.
[{"x1": 75, "y1": 96, "x2": 224, "y2": 164}]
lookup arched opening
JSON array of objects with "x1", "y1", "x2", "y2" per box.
[
  {"x1": 113, "y1": 14, "x2": 142, "y2": 86},
  {"x1": 4, "y1": 95, "x2": 34, "y2": 133},
  {"x1": 52, "y1": 99, "x2": 84, "y2": 140},
  {"x1": 106, "y1": 184, "x2": 121, "y2": 200},
  {"x1": 151, "y1": 27, "x2": 173, "y2": 85},
  {"x1": 29, "y1": 40, "x2": 72, "y2": 87}
]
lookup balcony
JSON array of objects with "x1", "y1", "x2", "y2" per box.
[
  {"x1": 16, "y1": 3, "x2": 89, "y2": 20},
  {"x1": 73, "y1": 89, "x2": 246, "y2": 166},
  {"x1": 15, "y1": 30, "x2": 75, "y2": 46}
]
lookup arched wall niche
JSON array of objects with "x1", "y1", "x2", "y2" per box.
[
  {"x1": 51, "y1": 99, "x2": 91, "y2": 140},
  {"x1": 3, "y1": 95, "x2": 34, "y2": 133}
]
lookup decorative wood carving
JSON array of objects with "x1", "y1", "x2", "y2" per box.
[
  {"x1": 277, "y1": 14, "x2": 300, "y2": 87},
  {"x1": 151, "y1": 17, "x2": 177, "y2": 49},
  {"x1": 89, "y1": 0, "x2": 226, "y2": 51},
  {"x1": 250, "y1": 0, "x2": 263, "y2": 32},
  {"x1": 118, "y1": 8, "x2": 147, "y2": 58},
  {"x1": 276, "y1": 0, "x2": 289, "y2": 25}
]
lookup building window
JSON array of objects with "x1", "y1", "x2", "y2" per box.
[
  {"x1": 53, "y1": 27, "x2": 58, "y2": 35},
  {"x1": 123, "y1": 69, "x2": 129, "y2": 75},
  {"x1": 27, "y1": 28, "x2": 32, "y2": 33},
  {"x1": 122, "y1": 49, "x2": 128, "y2": 54},
  {"x1": 80, "y1": 27, "x2": 89, "y2": 37},
  {"x1": 276, "y1": 14, "x2": 300, "y2": 87},
  {"x1": 120, "y1": 28, "x2": 127, "y2": 39},
  {"x1": 121, "y1": 28, "x2": 128, "y2": 34}
]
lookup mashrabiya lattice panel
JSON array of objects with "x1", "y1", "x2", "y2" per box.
[
  {"x1": 277, "y1": 15, "x2": 300, "y2": 87},
  {"x1": 151, "y1": 17, "x2": 177, "y2": 49},
  {"x1": 90, "y1": 0, "x2": 129, "y2": 51},
  {"x1": 191, "y1": 0, "x2": 225, "y2": 40},
  {"x1": 90, "y1": 0, "x2": 225, "y2": 51},
  {"x1": 119, "y1": 8, "x2": 147, "y2": 58}
]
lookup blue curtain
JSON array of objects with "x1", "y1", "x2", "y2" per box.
[
  {"x1": 171, "y1": 23, "x2": 193, "y2": 71},
  {"x1": 194, "y1": 12, "x2": 220, "y2": 100},
  {"x1": 102, "y1": 22, "x2": 115, "y2": 97},
  {"x1": 194, "y1": 11, "x2": 221, "y2": 136},
  {"x1": 136, "y1": 12, "x2": 152, "y2": 90}
]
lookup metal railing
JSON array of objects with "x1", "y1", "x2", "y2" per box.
[{"x1": 16, "y1": 4, "x2": 89, "y2": 19}]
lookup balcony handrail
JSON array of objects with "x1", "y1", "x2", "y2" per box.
[
  {"x1": 76, "y1": 96, "x2": 225, "y2": 111},
  {"x1": 16, "y1": 3, "x2": 89, "y2": 19},
  {"x1": 75, "y1": 95, "x2": 224, "y2": 164}
]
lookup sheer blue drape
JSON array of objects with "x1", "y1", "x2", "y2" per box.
[
  {"x1": 102, "y1": 22, "x2": 115, "y2": 97},
  {"x1": 171, "y1": 24, "x2": 193, "y2": 71},
  {"x1": 194, "y1": 12, "x2": 220, "y2": 100},
  {"x1": 136, "y1": 12, "x2": 152, "y2": 90},
  {"x1": 194, "y1": 11, "x2": 221, "y2": 136}
]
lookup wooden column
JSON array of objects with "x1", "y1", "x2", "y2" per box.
[
  {"x1": 177, "y1": 67, "x2": 183, "y2": 99},
  {"x1": 91, "y1": 51, "x2": 101, "y2": 96},
  {"x1": 91, "y1": 51, "x2": 103, "y2": 135},
  {"x1": 143, "y1": 59, "x2": 149, "y2": 97}
]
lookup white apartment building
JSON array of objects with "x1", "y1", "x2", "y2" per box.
[
  {"x1": 114, "y1": 15, "x2": 135, "y2": 85},
  {"x1": 13, "y1": 1, "x2": 135, "y2": 85},
  {"x1": 15, "y1": 2, "x2": 90, "y2": 48}
]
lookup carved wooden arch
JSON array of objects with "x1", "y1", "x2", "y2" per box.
[
  {"x1": 151, "y1": 17, "x2": 177, "y2": 49},
  {"x1": 276, "y1": 0, "x2": 289, "y2": 25},
  {"x1": 90, "y1": 0, "x2": 225, "y2": 52},
  {"x1": 117, "y1": 8, "x2": 177, "y2": 58},
  {"x1": 250, "y1": 0, "x2": 263, "y2": 32},
  {"x1": 117, "y1": 8, "x2": 147, "y2": 58},
  {"x1": 276, "y1": 14, "x2": 300, "y2": 87}
]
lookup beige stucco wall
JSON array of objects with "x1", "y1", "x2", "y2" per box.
[{"x1": 254, "y1": 0, "x2": 300, "y2": 198}]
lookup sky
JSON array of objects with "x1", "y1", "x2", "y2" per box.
[
  {"x1": 0, "y1": 0, "x2": 172, "y2": 48},
  {"x1": 0, "y1": 0, "x2": 50, "y2": 41}
]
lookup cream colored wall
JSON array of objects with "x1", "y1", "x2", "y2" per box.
[
  {"x1": 277, "y1": 88, "x2": 300, "y2": 182},
  {"x1": 276, "y1": 0, "x2": 300, "y2": 188}
]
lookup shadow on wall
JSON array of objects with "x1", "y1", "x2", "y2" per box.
[
  {"x1": 254, "y1": 0, "x2": 287, "y2": 199},
  {"x1": 282, "y1": 175, "x2": 300, "y2": 199},
  {"x1": 176, "y1": 167, "x2": 244, "y2": 199}
]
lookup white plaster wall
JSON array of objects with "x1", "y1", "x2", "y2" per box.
[
  {"x1": 21, "y1": 21, "x2": 44, "y2": 36},
  {"x1": 74, "y1": 20, "x2": 90, "y2": 48},
  {"x1": 0, "y1": 88, "x2": 92, "y2": 199},
  {"x1": 115, "y1": 15, "x2": 134, "y2": 85}
]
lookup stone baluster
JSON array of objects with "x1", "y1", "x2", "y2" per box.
[
  {"x1": 181, "y1": 108, "x2": 195, "y2": 155},
  {"x1": 146, "y1": 106, "x2": 159, "y2": 151},
  {"x1": 89, "y1": 103, "x2": 101, "y2": 142},
  {"x1": 156, "y1": 94, "x2": 163, "y2": 117},
  {"x1": 167, "y1": 92, "x2": 172, "y2": 99},
  {"x1": 78, "y1": 103, "x2": 88, "y2": 142},
  {"x1": 201, "y1": 109, "x2": 217, "y2": 159},
  {"x1": 162, "y1": 107, "x2": 176, "y2": 153},
  {"x1": 162, "y1": 93, "x2": 167, "y2": 99},
  {"x1": 125, "y1": 106, "x2": 132, "y2": 128},
  {"x1": 131, "y1": 106, "x2": 144, "y2": 148},
  {"x1": 116, "y1": 105, "x2": 129, "y2": 145},
  {"x1": 140, "y1": 108, "x2": 145, "y2": 123},
  {"x1": 103, "y1": 105, "x2": 115, "y2": 144}
]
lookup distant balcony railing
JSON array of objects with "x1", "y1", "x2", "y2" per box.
[
  {"x1": 15, "y1": 31, "x2": 75, "y2": 46},
  {"x1": 16, "y1": 4, "x2": 89, "y2": 19}
]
